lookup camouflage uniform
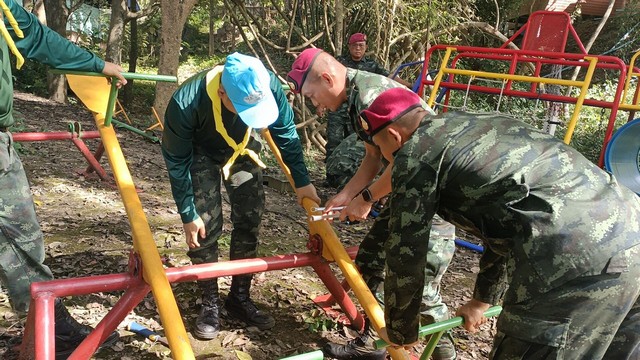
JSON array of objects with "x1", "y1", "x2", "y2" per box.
[
  {"x1": 342, "y1": 69, "x2": 456, "y2": 331},
  {"x1": 324, "y1": 56, "x2": 389, "y2": 160},
  {"x1": 0, "y1": 131, "x2": 54, "y2": 313},
  {"x1": 384, "y1": 111, "x2": 640, "y2": 358},
  {"x1": 0, "y1": 0, "x2": 109, "y2": 313},
  {"x1": 325, "y1": 133, "x2": 366, "y2": 189}
]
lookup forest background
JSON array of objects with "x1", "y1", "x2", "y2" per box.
[{"x1": 12, "y1": 0, "x2": 640, "y2": 164}]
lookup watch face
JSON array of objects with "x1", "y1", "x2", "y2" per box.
[{"x1": 362, "y1": 188, "x2": 373, "y2": 202}]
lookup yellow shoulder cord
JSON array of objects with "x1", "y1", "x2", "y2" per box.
[
  {"x1": 0, "y1": 0, "x2": 25, "y2": 69},
  {"x1": 205, "y1": 67, "x2": 266, "y2": 180}
]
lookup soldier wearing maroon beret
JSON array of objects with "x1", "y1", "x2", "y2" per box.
[
  {"x1": 289, "y1": 49, "x2": 457, "y2": 360},
  {"x1": 359, "y1": 87, "x2": 640, "y2": 358}
]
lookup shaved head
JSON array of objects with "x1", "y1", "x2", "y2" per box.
[{"x1": 299, "y1": 52, "x2": 350, "y2": 113}]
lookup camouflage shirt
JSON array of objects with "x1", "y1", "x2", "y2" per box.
[
  {"x1": 345, "y1": 68, "x2": 434, "y2": 140},
  {"x1": 337, "y1": 55, "x2": 390, "y2": 77},
  {"x1": 384, "y1": 111, "x2": 640, "y2": 344}
]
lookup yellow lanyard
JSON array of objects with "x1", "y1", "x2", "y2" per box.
[
  {"x1": 205, "y1": 67, "x2": 266, "y2": 180},
  {"x1": 0, "y1": 0, "x2": 25, "y2": 69}
]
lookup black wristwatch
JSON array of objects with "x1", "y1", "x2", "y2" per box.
[{"x1": 361, "y1": 187, "x2": 376, "y2": 203}]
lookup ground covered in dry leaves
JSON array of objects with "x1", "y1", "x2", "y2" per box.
[{"x1": 0, "y1": 92, "x2": 497, "y2": 359}]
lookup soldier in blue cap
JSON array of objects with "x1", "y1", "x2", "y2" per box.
[{"x1": 162, "y1": 52, "x2": 319, "y2": 339}]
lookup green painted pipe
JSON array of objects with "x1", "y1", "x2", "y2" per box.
[
  {"x1": 51, "y1": 69, "x2": 177, "y2": 127},
  {"x1": 374, "y1": 305, "x2": 503, "y2": 349},
  {"x1": 278, "y1": 350, "x2": 324, "y2": 360},
  {"x1": 50, "y1": 69, "x2": 177, "y2": 83},
  {"x1": 111, "y1": 119, "x2": 159, "y2": 143}
]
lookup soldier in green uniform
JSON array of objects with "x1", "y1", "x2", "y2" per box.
[
  {"x1": 325, "y1": 133, "x2": 366, "y2": 189},
  {"x1": 324, "y1": 33, "x2": 410, "y2": 165},
  {"x1": 162, "y1": 52, "x2": 319, "y2": 340},
  {"x1": 1, "y1": 0, "x2": 125, "y2": 357},
  {"x1": 288, "y1": 48, "x2": 456, "y2": 360},
  {"x1": 358, "y1": 87, "x2": 640, "y2": 359}
]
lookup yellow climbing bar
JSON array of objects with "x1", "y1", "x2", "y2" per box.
[
  {"x1": 261, "y1": 129, "x2": 411, "y2": 360},
  {"x1": 67, "y1": 73, "x2": 194, "y2": 360}
]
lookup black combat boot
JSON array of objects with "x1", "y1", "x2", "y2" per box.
[
  {"x1": 322, "y1": 319, "x2": 387, "y2": 360},
  {"x1": 54, "y1": 299, "x2": 119, "y2": 360},
  {"x1": 224, "y1": 275, "x2": 275, "y2": 330},
  {"x1": 194, "y1": 280, "x2": 221, "y2": 339}
]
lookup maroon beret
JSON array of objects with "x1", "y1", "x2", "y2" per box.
[
  {"x1": 349, "y1": 33, "x2": 367, "y2": 44},
  {"x1": 287, "y1": 48, "x2": 323, "y2": 94},
  {"x1": 359, "y1": 88, "x2": 422, "y2": 137}
]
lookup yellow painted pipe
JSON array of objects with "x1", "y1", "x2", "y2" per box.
[
  {"x1": 94, "y1": 116, "x2": 194, "y2": 360},
  {"x1": 445, "y1": 67, "x2": 586, "y2": 87},
  {"x1": 622, "y1": 50, "x2": 640, "y2": 106},
  {"x1": 619, "y1": 103, "x2": 640, "y2": 111},
  {"x1": 427, "y1": 47, "x2": 455, "y2": 108},
  {"x1": 563, "y1": 56, "x2": 599, "y2": 144},
  {"x1": 261, "y1": 129, "x2": 410, "y2": 360}
]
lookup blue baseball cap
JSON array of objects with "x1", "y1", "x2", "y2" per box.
[{"x1": 221, "y1": 53, "x2": 278, "y2": 128}]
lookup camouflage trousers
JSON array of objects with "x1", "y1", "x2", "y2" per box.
[
  {"x1": 356, "y1": 206, "x2": 456, "y2": 324},
  {"x1": 325, "y1": 133, "x2": 365, "y2": 189},
  {"x1": 324, "y1": 102, "x2": 353, "y2": 162},
  {"x1": 492, "y1": 244, "x2": 640, "y2": 359},
  {"x1": 186, "y1": 153, "x2": 265, "y2": 265},
  {"x1": 0, "y1": 131, "x2": 53, "y2": 313}
]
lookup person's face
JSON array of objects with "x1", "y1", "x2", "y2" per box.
[
  {"x1": 218, "y1": 86, "x2": 237, "y2": 114},
  {"x1": 301, "y1": 73, "x2": 345, "y2": 114},
  {"x1": 348, "y1": 42, "x2": 367, "y2": 61}
]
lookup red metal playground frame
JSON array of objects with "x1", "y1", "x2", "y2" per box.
[
  {"x1": 416, "y1": 10, "x2": 640, "y2": 168},
  {"x1": 20, "y1": 245, "x2": 364, "y2": 359}
]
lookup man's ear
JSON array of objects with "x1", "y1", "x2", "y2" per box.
[
  {"x1": 217, "y1": 86, "x2": 226, "y2": 98},
  {"x1": 387, "y1": 127, "x2": 403, "y2": 146},
  {"x1": 320, "y1": 72, "x2": 334, "y2": 88}
]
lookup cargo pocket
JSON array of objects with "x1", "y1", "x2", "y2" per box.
[
  {"x1": 0, "y1": 132, "x2": 15, "y2": 173},
  {"x1": 492, "y1": 308, "x2": 570, "y2": 359}
]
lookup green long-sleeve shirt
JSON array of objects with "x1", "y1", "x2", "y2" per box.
[
  {"x1": 162, "y1": 68, "x2": 310, "y2": 223},
  {"x1": 1, "y1": 0, "x2": 105, "y2": 128}
]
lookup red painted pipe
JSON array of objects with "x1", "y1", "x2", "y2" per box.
[
  {"x1": 164, "y1": 246, "x2": 358, "y2": 283},
  {"x1": 12, "y1": 131, "x2": 101, "y2": 141},
  {"x1": 68, "y1": 283, "x2": 151, "y2": 360},
  {"x1": 84, "y1": 142, "x2": 106, "y2": 176},
  {"x1": 26, "y1": 247, "x2": 359, "y2": 359},
  {"x1": 33, "y1": 296, "x2": 55, "y2": 360},
  {"x1": 312, "y1": 261, "x2": 365, "y2": 332},
  {"x1": 71, "y1": 138, "x2": 109, "y2": 181}
]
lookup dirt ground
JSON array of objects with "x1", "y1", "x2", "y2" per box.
[{"x1": 0, "y1": 92, "x2": 497, "y2": 359}]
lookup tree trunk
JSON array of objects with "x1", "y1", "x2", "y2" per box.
[
  {"x1": 123, "y1": 14, "x2": 139, "y2": 107},
  {"x1": 153, "y1": 0, "x2": 198, "y2": 121},
  {"x1": 208, "y1": 0, "x2": 216, "y2": 56},
  {"x1": 43, "y1": 0, "x2": 70, "y2": 103},
  {"x1": 106, "y1": 0, "x2": 128, "y2": 63},
  {"x1": 32, "y1": 0, "x2": 46, "y2": 24},
  {"x1": 334, "y1": 0, "x2": 343, "y2": 56}
]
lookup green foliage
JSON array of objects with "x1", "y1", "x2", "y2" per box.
[
  {"x1": 303, "y1": 308, "x2": 339, "y2": 333},
  {"x1": 441, "y1": 77, "x2": 628, "y2": 165},
  {"x1": 12, "y1": 61, "x2": 49, "y2": 97}
]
